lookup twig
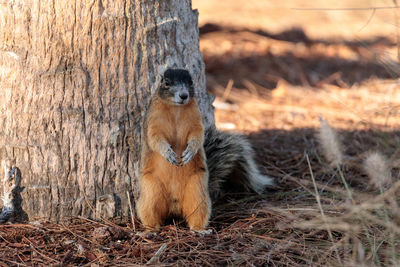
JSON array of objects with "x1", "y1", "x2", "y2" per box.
[
  {"x1": 60, "y1": 223, "x2": 94, "y2": 244},
  {"x1": 78, "y1": 213, "x2": 125, "y2": 231},
  {"x1": 78, "y1": 216, "x2": 111, "y2": 228},
  {"x1": 393, "y1": 0, "x2": 400, "y2": 61},
  {"x1": 23, "y1": 237, "x2": 60, "y2": 264},
  {"x1": 213, "y1": 194, "x2": 271, "y2": 211},
  {"x1": 358, "y1": 8, "x2": 376, "y2": 32},
  {"x1": 222, "y1": 79, "x2": 234, "y2": 101},
  {"x1": 243, "y1": 79, "x2": 259, "y2": 97},
  {"x1": 248, "y1": 234, "x2": 299, "y2": 245},
  {"x1": 127, "y1": 191, "x2": 136, "y2": 231},
  {"x1": 146, "y1": 243, "x2": 168, "y2": 265},
  {"x1": 0, "y1": 224, "x2": 39, "y2": 229},
  {"x1": 291, "y1": 6, "x2": 400, "y2": 11},
  {"x1": 2, "y1": 258, "x2": 28, "y2": 267}
]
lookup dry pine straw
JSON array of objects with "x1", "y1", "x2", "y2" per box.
[
  {"x1": 0, "y1": 198, "x2": 348, "y2": 266},
  {"x1": 0, "y1": 124, "x2": 398, "y2": 266}
]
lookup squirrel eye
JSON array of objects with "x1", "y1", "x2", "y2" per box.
[{"x1": 164, "y1": 79, "x2": 171, "y2": 86}]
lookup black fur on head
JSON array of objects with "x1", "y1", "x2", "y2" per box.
[{"x1": 159, "y1": 68, "x2": 194, "y2": 105}]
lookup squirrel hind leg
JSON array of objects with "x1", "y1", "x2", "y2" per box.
[
  {"x1": 136, "y1": 177, "x2": 168, "y2": 230},
  {"x1": 182, "y1": 174, "x2": 211, "y2": 231}
]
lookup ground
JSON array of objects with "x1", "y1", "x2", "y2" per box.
[{"x1": 1, "y1": 1, "x2": 400, "y2": 266}]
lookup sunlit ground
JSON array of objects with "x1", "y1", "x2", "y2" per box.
[{"x1": 193, "y1": 0, "x2": 400, "y2": 132}]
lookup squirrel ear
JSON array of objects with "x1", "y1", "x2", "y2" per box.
[
  {"x1": 209, "y1": 94, "x2": 216, "y2": 104},
  {"x1": 160, "y1": 75, "x2": 170, "y2": 87}
]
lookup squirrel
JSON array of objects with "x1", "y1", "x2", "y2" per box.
[
  {"x1": 136, "y1": 68, "x2": 274, "y2": 231},
  {"x1": 136, "y1": 69, "x2": 211, "y2": 231}
]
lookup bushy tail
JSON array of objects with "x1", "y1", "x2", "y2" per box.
[{"x1": 204, "y1": 128, "x2": 274, "y2": 201}]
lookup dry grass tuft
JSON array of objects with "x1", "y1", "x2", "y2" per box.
[
  {"x1": 316, "y1": 117, "x2": 343, "y2": 167},
  {"x1": 363, "y1": 151, "x2": 392, "y2": 189}
]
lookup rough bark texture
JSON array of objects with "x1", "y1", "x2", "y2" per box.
[{"x1": 0, "y1": 0, "x2": 213, "y2": 221}]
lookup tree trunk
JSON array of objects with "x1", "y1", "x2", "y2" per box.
[{"x1": 0, "y1": 0, "x2": 213, "y2": 221}]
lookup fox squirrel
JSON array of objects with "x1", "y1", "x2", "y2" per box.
[
  {"x1": 136, "y1": 68, "x2": 274, "y2": 231},
  {"x1": 136, "y1": 69, "x2": 211, "y2": 231}
]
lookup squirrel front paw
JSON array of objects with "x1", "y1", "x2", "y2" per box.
[
  {"x1": 161, "y1": 143, "x2": 178, "y2": 166},
  {"x1": 181, "y1": 144, "x2": 197, "y2": 165}
]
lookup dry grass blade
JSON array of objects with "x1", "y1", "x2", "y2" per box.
[{"x1": 306, "y1": 154, "x2": 343, "y2": 265}]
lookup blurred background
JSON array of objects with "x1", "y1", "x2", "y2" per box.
[
  {"x1": 190, "y1": 4, "x2": 400, "y2": 264},
  {"x1": 193, "y1": 0, "x2": 400, "y2": 132}
]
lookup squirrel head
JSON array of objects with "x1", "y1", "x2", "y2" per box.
[{"x1": 158, "y1": 68, "x2": 194, "y2": 106}]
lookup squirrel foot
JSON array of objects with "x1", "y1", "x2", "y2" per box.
[
  {"x1": 191, "y1": 229, "x2": 213, "y2": 236},
  {"x1": 136, "y1": 230, "x2": 159, "y2": 239}
]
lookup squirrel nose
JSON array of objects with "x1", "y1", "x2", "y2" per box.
[{"x1": 179, "y1": 92, "x2": 188, "y2": 100}]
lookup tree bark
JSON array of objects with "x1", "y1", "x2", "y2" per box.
[{"x1": 0, "y1": 0, "x2": 213, "y2": 221}]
